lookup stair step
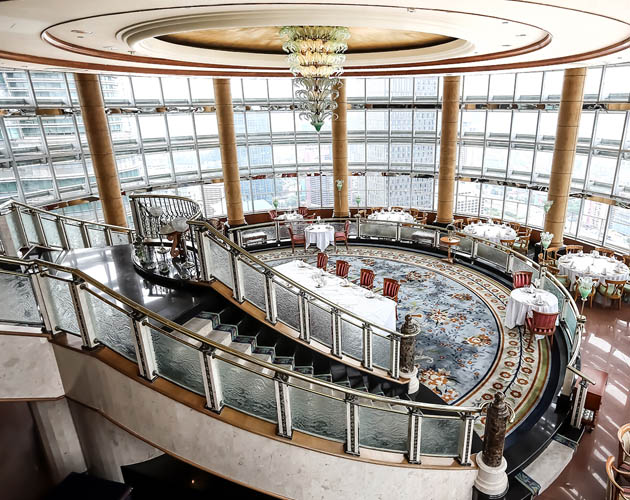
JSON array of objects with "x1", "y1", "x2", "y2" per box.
[
  {"x1": 252, "y1": 352, "x2": 273, "y2": 364},
  {"x1": 205, "y1": 329, "x2": 232, "y2": 347},
  {"x1": 230, "y1": 341, "x2": 253, "y2": 356},
  {"x1": 182, "y1": 317, "x2": 215, "y2": 336}
]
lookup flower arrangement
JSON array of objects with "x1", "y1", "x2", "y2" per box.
[
  {"x1": 354, "y1": 195, "x2": 361, "y2": 207},
  {"x1": 543, "y1": 200, "x2": 554, "y2": 214},
  {"x1": 272, "y1": 198, "x2": 279, "y2": 209},
  {"x1": 540, "y1": 231, "x2": 554, "y2": 249},
  {"x1": 335, "y1": 179, "x2": 344, "y2": 191}
]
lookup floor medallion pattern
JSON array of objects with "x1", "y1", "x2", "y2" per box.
[{"x1": 255, "y1": 246, "x2": 550, "y2": 434}]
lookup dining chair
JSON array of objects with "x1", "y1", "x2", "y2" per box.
[
  {"x1": 334, "y1": 220, "x2": 350, "y2": 251},
  {"x1": 297, "y1": 206, "x2": 309, "y2": 216},
  {"x1": 268, "y1": 209, "x2": 278, "y2": 220},
  {"x1": 597, "y1": 279, "x2": 627, "y2": 310},
  {"x1": 316, "y1": 252, "x2": 328, "y2": 271},
  {"x1": 508, "y1": 222, "x2": 521, "y2": 231},
  {"x1": 466, "y1": 217, "x2": 480, "y2": 225},
  {"x1": 618, "y1": 423, "x2": 630, "y2": 473},
  {"x1": 500, "y1": 238, "x2": 515, "y2": 248},
  {"x1": 518, "y1": 227, "x2": 532, "y2": 237},
  {"x1": 525, "y1": 310, "x2": 559, "y2": 347},
  {"x1": 409, "y1": 208, "x2": 420, "y2": 218},
  {"x1": 335, "y1": 259, "x2": 350, "y2": 278},
  {"x1": 573, "y1": 279, "x2": 597, "y2": 308},
  {"x1": 382, "y1": 278, "x2": 401, "y2": 319},
  {"x1": 391, "y1": 206, "x2": 404, "y2": 212},
  {"x1": 513, "y1": 234, "x2": 530, "y2": 255},
  {"x1": 358, "y1": 268, "x2": 375, "y2": 290},
  {"x1": 595, "y1": 247, "x2": 615, "y2": 257},
  {"x1": 537, "y1": 253, "x2": 555, "y2": 267},
  {"x1": 546, "y1": 247, "x2": 561, "y2": 261},
  {"x1": 512, "y1": 271, "x2": 533, "y2": 289},
  {"x1": 565, "y1": 245, "x2": 583, "y2": 254},
  {"x1": 287, "y1": 226, "x2": 305, "y2": 253},
  {"x1": 623, "y1": 255, "x2": 630, "y2": 267},
  {"x1": 452, "y1": 219, "x2": 464, "y2": 229},
  {"x1": 491, "y1": 218, "x2": 502, "y2": 224},
  {"x1": 605, "y1": 456, "x2": 630, "y2": 500}
]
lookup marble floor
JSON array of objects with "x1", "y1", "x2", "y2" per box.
[{"x1": 539, "y1": 302, "x2": 630, "y2": 499}]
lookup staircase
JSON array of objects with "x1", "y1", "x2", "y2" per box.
[{"x1": 179, "y1": 296, "x2": 409, "y2": 400}]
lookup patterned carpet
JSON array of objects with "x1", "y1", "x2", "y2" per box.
[{"x1": 256, "y1": 245, "x2": 551, "y2": 434}]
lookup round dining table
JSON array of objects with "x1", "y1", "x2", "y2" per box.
[
  {"x1": 504, "y1": 286, "x2": 559, "y2": 330},
  {"x1": 305, "y1": 224, "x2": 335, "y2": 252},
  {"x1": 275, "y1": 212, "x2": 303, "y2": 222},
  {"x1": 557, "y1": 253, "x2": 630, "y2": 286},
  {"x1": 463, "y1": 222, "x2": 517, "y2": 244},
  {"x1": 368, "y1": 210, "x2": 415, "y2": 223}
]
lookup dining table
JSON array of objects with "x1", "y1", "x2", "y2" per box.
[
  {"x1": 557, "y1": 252, "x2": 629, "y2": 286},
  {"x1": 462, "y1": 222, "x2": 517, "y2": 244},
  {"x1": 368, "y1": 210, "x2": 415, "y2": 223},
  {"x1": 305, "y1": 223, "x2": 335, "y2": 252},
  {"x1": 275, "y1": 212, "x2": 304, "y2": 222},
  {"x1": 504, "y1": 286, "x2": 559, "y2": 330}
]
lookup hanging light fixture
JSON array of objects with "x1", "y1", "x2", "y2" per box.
[{"x1": 279, "y1": 26, "x2": 350, "y2": 132}]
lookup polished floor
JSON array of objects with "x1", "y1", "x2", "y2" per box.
[{"x1": 540, "y1": 300, "x2": 630, "y2": 499}]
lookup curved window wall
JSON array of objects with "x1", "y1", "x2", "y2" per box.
[{"x1": 0, "y1": 68, "x2": 630, "y2": 250}]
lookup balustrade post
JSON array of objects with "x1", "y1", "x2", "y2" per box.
[
  {"x1": 275, "y1": 220, "x2": 281, "y2": 244},
  {"x1": 55, "y1": 218, "x2": 70, "y2": 250},
  {"x1": 80, "y1": 223, "x2": 91, "y2": 248},
  {"x1": 229, "y1": 247, "x2": 244, "y2": 303},
  {"x1": 194, "y1": 228, "x2": 210, "y2": 281},
  {"x1": 395, "y1": 222, "x2": 401, "y2": 242},
  {"x1": 389, "y1": 334, "x2": 401, "y2": 379},
  {"x1": 357, "y1": 217, "x2": 362, "y2": 239},
  {"x1": 298, "y1": 291, "x2": 311, "y2": 343},
  {"x1": 539, "y1": 266, "x2": 548, "y2": 288},
  {"x1": 264, "y1": 269, "x2": 278, "y2": 324},
  {"x1": 471, "y1": 239, "x2": 479, "y2": 261},
  {"x1": 506, "y1": 251, "x2": 514, "y2": 274},
  {"x1": 570, "y1": 377, "x2": 589, "y2": 428},
  {"x1": 104, "y1": 227, "x2": 113, "y2": 246},
  {"x1": 400, "y1": 316, "x2": 420, "y2": 393},
  {"x1": 70, "y1": 280, "x2": 98, "y2": 349},
  {"x1": 407, "y1": 408, "x2": 422, "y2": 464},
  {"x1": 28, "y1": 265, "x2": 53, "y2": 334},
  {"x1": 199, "y1": 346, "x2": 224, "y2": 413},
  {"x1": 130, "y1": 314, "x2": 158, "y2": 381},
  {"x1": 274, "y1": 372, "x2": 293, "y2": 438},
  {"x1": 331, "y1": 307, "x2": 342, "y2": 358},
  {"x1": 457, "y1": 414, "x2": 476, "y2": 466},
  {"x1": 345, "y1": 395, "x2": 360, "y2": 456},
  {"x1": 14, "y1": 207, "x2": 29, "y2": 248},
  {"x1": 362, "y1": 323, "x2": 373, "y2": 371},
  {"x1": 32, "y1": 211, "x2": 48, "y2": 247},
  {"x1": 433, "y1": 231, "x2": 440, "y2": 248}
]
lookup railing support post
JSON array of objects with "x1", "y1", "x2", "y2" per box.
[
  {"x1": 345, "y1": 395, "x2": 360, "y2": 456},
  {"x1": 28, "y1": 265, "x2": 53, "y2": 333},
  {"x1": 274, "y1": 372, "x2": 293, "y2": 439},
  {"x1": 229, "y1": 248, "x2": 243, "y2": 303},
  {"x1": 357, "y1": 217, "x2": 362, "y2": 239},
  {"x1": 70, "y1": 279, "x2": 98, "y2": 349},
  {"x1": 389, "y1": 334, "x2": 401, "y2": 379},
  {"x1": 457, "y1": 413, "x2": 476, "y2": 466},
  {"x1": 199, "y1": 346, "x2": 224, "y2": 413},
  {"x1": 471, "y1": 239, "x2": 479, "y2": 261},
  {"x1": 131, "y1": 314, "x2": 158, "y2": 381},
  {"x1": 433, "y1": 231, "x2": 440, "y2": 248},
  {"x1": 32, "y1": 211, "x2": 48, "y2": 247},
  {"x1": 362, "y1": 323, "x2": 373, "y2": 371},
  {"x1": 80, "y1": 223, "x2": 91, "y2": 248},
  {"x1": 194, "y1": 228, "x2": 210, "y2": 281},
  {"x1": 104, "y1": 227, "x2": 113, "y2": 246},
  {"x1": 539, "y1": 266, "x2": 547, "y2": 288},
  {"x1": 506, "y1": 251, "x2": 514, "y2": 274},
  {"x1": 264, "y1": 270, "x2": 278, "y2": 324},
  {"x1": 275, "y1": 220, "x2": 281, "y2": 245},
  {"x1": 407, "y1": 408, "x2": 422, "y2": 464},
  {"x1": 298, "y1": 292, "x2": 310, "y2": 343},
  {"x1": 331, "y1": 307, "x2": 342, "y2": 358},
  {"x1": 56, "y1": 218, "x2": 69, "y2": 250},
  {"x1": 395, "y1": 222, "x2": 401, "y2": 242},
  {"x1": 570, "y1": 377, "x2": 589, "y2": 428}
]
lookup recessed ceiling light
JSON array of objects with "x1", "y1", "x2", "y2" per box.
[
  {"x1": 501, "y1": 44, "x2": 512, "y2": 47},
  {"x1": 71, "y1": 29, "x2": 92, "y2": 35},
  {"x1": 502, "y1": 21, "x2": 509, "y2": 25},
  {"x1": 517, "y1": 34, "x2": 527, "y2": 37}
]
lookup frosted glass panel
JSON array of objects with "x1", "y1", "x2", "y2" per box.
[
  {"x1": 290, "y1": 385, "x2": 346, "y2": 441},
  {"x1": 86, "y1": 293, "x2": 136, "y2": 361},
  {"x1": 421, "y1": 417, "x2": 460, "y2": 456},
  {"x1": 20, "y1": 211, "x2": 39, "y2": 243},
  {"x1": 477, "y1": 243, "x2": 508, "y2": 268},
  {"x1": 0, "y1": 272, "x2": 41, "y2": 325},
  {"x1": 206, "y1": 238, "x2": 233, "y2": 288},
  {"x1": 359, "y1": 405, "x2": 408, "y2": 452},
  {"x1": 309, "y1": 301, "x2": 332, "y2": 347},
  {"x1": 41, "y1": 217, "x2": 62, "y2": 247},
  {"x1": 240, "y1": 261, "x2": 265, "y2": 309},
  {"x1": 45, "y1": 277, "x2": 80, "y2": 335},
  {"x1": 151, "y1": 330, "x2": 204, "y2": 395},
  {"x1": 372, "y1": 331, "x2": 391, "y2": 370},
  {"x1": 275, "y1": 284, "x2": 300, "y2": 330},
  {"x1": 216, "y1": 358, "x2": 277, "y2": 422},
  {"x1": 5, "y1": 211, "x2": 25, "y2": 250},
  {"x1": 341, "y1": 317, "x2": 363, "y2": 360},
  {"x1": 64, "y1": 224, "x2": 85, "y2": 249},
  {"x1": 87, "y1": 226, "x2": 107, "y2": 248},
  {"x1": 111, "y1": 231, "x2": 130, "y2": 245}
]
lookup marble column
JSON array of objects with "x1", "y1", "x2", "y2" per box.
[
  {"x1": 213, "y1": 78, "x2": 245, "y2": 227},
  {"x1": 436, "y1": 76, "x2": 461, "y2": 224},
  {"x1": 74, "y1": 74, "x2": 127, "y2": 227},
  {"x1": 29, "y1": 398, "x2": 87, "y2": 483},
  {"x1": 544, "y1": 68, "x2": 586, "y2": 247},
  {"x1": 332, "y1": 80, "x2": 349, "y2": 217},
  {"x1": 399, "y1": 315, "x2": 420, "y2": 393}
]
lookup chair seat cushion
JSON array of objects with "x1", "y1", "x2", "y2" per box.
[{"x1": 334, "y1": 232, "x2": 346, "y2": 238}]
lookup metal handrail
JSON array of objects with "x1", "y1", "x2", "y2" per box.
[{"x1": 0, "y1": 253, "x2": 480, "y2": 416}]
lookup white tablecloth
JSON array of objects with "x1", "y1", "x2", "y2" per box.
[
  {"x1": 305, "y1": 224, "x2": 335, "y2": 252},
  {"x1": 557, "y1": 254, "x2": 629, "y2": 286},
  {"x1": 368, "y1": 211, "x2": 415, "y2": 223},
  {"x1": 275, "y1": 213, "x2": 304, "y2": 221},
  {"x1": 273, "y1": 260, "x2": 396, "y2": 331},
  {"x1": 463, "y1": 223, "x2": 517, "y2": 244},
  {"x1": 504, "y1": 287, "x2": 559, "y2": 329}
]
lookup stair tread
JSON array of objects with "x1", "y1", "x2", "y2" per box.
[{"x1": 182, "y1": 317, "x2": 215, "y2": 336}]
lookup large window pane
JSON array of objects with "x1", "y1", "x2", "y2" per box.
[
  {"x1": 605, "y1": 206, "x2": 630, "y2": 250},
  {"x1": 578, "y1": 200, "x2": 609, "y2": 242}
]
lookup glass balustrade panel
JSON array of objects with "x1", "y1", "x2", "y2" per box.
[
  {"x1": 477, "y1": 242, "x2": 508, "y2": 268},
  {"x1": 340, "y1": 316, "x2": 363, "y2": 361},
  {"x1": 274, "y1": 283, "x2": 300, "y2": 331},
  {"x1": 43, "y1": 276, "x2": 80, "y2": 336},
  {"x1": 85, "y1": 292, "x2": 136, "y2": 361},
  {"x1": 359, "y1": 404, "x2": 408, "y2": 452},
  {"x1": 20, "y1": 211, "x2": 39, "y2": 244},
  {"x1": 204, "y1": 237, "x2": 234, "y2": 288},
  {"x1": 289, "y1": 385, "x2": 346, "y2": 442},
  {"x1": 87, "y1": 226, "x2": 107, "y2": 248},
  {"x1": 64, "y1": 223, "x2": 86, "y2": 249},
  {"x1": 239, "y1": 260, "x2": 266, "y2": 310},
  {"x1": 0, "y1": 271, "x2": 42, "y2": 325},
  {"x1": 372, "y1": 329, "x2": 392, "y2": 370},
  {"x1": 420, "y1": 416, "x2": 461, "y2": 456},
  {"x1": 150, "y1": 328, "x2": 204, "y2": 395},
  {"x1": 308, "y1": 300, "x2": 333, "y2": 347},
  {"x1": 40, "y1": 216, "x2": 62, "y2": 248}
]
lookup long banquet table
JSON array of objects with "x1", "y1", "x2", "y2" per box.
[{"x1": 273, "y1": 260, "x2": 397, "y2": 332}]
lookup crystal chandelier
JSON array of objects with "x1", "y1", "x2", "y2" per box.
[{"x1": 279, "y1": 26, "x2": 350, "y2": 131}]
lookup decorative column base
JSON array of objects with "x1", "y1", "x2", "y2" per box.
[
  {"x1": 400, "y1": 366, "x2": 419, "y2": 394},
  {"x1": 474, "y1": 454, "x2": 508, "y2": 499}
]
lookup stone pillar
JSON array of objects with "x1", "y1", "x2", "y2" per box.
[
  {"x1": 213, "y1": 78, "x2": 245, "y2": 227},
  {"x1": 474, "y1": 392, "x2": 511, "y2": 498},
  {"x1": 74, "y1": 74, "x2": 127, "y2": 227},
  {"x1": 400, "y1": 315, "x2": 420, "y2": 394},
  {"x1": 544, "y1": 68, "x2": 586, "y2": 247},
  {"x1": 29, "y1": 398, "x2": 87, "y2": 483},
  {"x1": 436, "y1": 76, "x2": 461, "y2": 224},
  {"x1": 332, "y1": 80, "x2": 349, "y2": 217}
]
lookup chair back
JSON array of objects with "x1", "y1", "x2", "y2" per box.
[
  {"x1": 508, "y1": 222, "x2": 521, "y2": 231},
  {"x1": 605, "y1": 280, "x2": 626, "y2": 298},
  {"x1": 500, "y1": 239, "x2": 515, "y2": 248},
  {"x1": 269, "y1": 209, "x2": 278, "y2": 220},
  {"x1": 618, "y1": 423, "x2": 630, "y2": 468},
  {"x1": 316, "y1": 252, "x2": 328, "y2": 270},
  {"x1": 623, "y1": 255, "x2": 630, "y2": 267},
  {"x1": 596, "y1": 247, "x2": 615, "y2": 257},
  {"x1": 391, "y1": 206, "x2": 404, "y2": 212},
  {"x1": 453, "y1": 219, "x2": 464, "y2": 229},
  {"x1": 409, "y1": 208, "x2": 420, "y2": 217},
  {"x1": 359, "y1": 268, "x2": 375, "y2": 289},
  {"x1": 606, "y1": 456, "x2": 630, "y2": 500},
  {"x1": 565, "y1": 245, "x2": 583, "y2": 254},
  {"x1": 344, "y1": 219, "x2": 351, "y2": 235},
  {"x1": 466, "y1": 217, "x2": 480, "y2": 225},
  {"x1": 513, "y1": 271, "x2": 533, "y2": 289},
  {"x1": 547, "y1": 247, "x2": 561, "y2": 260},
  {"x1": 297, "y1": 206, "x2": 309, "y2": 216},
  {"x1": 531, "y1": 310, "x2": 558, "y2": 331},
  {"x1": 335, "y1": 260, "x2": 350, "y2": 278},
  {"x1": 383, "y1": 278, "x2": 400, "y2": 301},
  {"x1": 491, "y1": 218, "x2": 502, "y2": 224}
]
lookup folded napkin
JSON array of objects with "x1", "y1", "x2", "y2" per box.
[{"x1": 602, "y1": 268, "x2": 607, "y2": 276}]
